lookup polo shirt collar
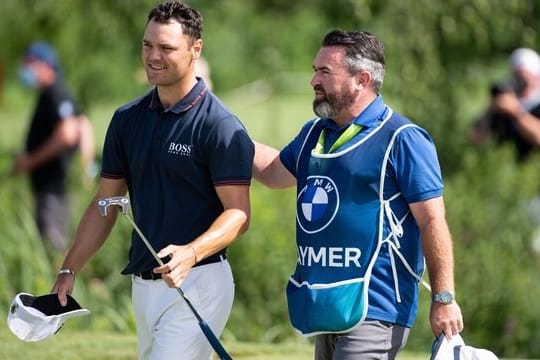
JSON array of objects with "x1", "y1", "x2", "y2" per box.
[
  {"x1": 148, "y1": 78, "x2": 208, "y2": 114},
  {"x1": 321, "y1": 94, "x2": 387, "y2": 130}
]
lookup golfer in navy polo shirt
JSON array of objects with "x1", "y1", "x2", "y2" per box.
[{"x1": 52, "y1": 2, "x2": 253, "y2": 359}]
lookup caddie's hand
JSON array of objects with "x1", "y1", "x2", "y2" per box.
[
  {"x1": 430, "y1": 302, "x2": 463, "y2": 340},
  {"x1": 154, "y1": 244, "x2": 197, "y2": 288},
  {"x1": 52, "y1": 271, "x2": 75, "y2": 307}
]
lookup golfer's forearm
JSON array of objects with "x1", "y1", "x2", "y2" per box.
[
  {"x1": 61, "y1": 202, "x2": 118, "y2": 274},
  {"x1": 190, "y1": 208, "x2": 249, "y2": 262}
]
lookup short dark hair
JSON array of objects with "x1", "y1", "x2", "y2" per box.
[
  {"x1": 147, "y1": 1, "x2": 203, "y2": 43},
  {"x1": 322, "y1": 29, "x2": 385, "y2": 91}
]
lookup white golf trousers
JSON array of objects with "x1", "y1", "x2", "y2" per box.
[{"x1": 132, "y1": 259, "x2": 234, "y2": 360}]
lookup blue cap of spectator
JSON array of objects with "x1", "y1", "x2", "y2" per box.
[{"x1": 24, "y1": 42, "x2": 60, "y2": 72}]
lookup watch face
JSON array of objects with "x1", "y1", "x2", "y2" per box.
[
  {"x1": 441, "y1": 293, "x2": 452, "y2": 303},
  {"x1": 434, "y1": 291, "x2": 454, "y2": 304}
]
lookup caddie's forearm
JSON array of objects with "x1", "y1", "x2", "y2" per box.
[
  {"x1": 253, "y1": 141, "x2": 296, "y2": 189},
  {"x1": 421, "y1": 218, "x2": 455, "y2": 294},
  {"x1": 410, "y1": 197, "x2": 456, "y2": 294},
  {"x1": 253, "y1": 141, "x2": 278, "y2": 181}
]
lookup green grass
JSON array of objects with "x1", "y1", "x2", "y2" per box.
[{"x1": 0, "y1": 324, "x2": 432, "y2": 360}]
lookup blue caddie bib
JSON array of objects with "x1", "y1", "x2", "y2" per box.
[{"x1": 287, "y1": 109, "x2": 422, "y2": 335}]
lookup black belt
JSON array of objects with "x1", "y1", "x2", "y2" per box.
[{"x1": 134, "y1": 253, "x2": 227, "y2": 280}]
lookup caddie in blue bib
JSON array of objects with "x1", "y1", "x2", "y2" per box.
[{"x1": 284, "y1": 98, "x2": 433, "y2": 335}]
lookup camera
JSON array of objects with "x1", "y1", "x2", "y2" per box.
[{"x1": 490, "y1": 76, "x2": 526, "y2": 97}]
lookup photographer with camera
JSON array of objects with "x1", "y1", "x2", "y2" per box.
[{"x1": 470, "y1": 48, "x2": 540, "y2": 161}]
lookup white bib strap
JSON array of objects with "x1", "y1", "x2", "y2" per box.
[{"x1": 378, "y1": 123, "x2": 431, "y2": 303}]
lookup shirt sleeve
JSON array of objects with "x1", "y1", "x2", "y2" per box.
[
  {"x1": 205, "y1": 115, "x2": 254, "y2": 186},
  {"x1": 390, "y1": 126, "x2": 444, "y2": 203},
  {"x1": 48, "y1": 82, "x2": 80, "y2": 120},
  {"x1": 279, "y1": 119, "x2": 319, "y2": 178},
  {"x1": 279, "y1": 140, "x2": 299, "y2": 178}
]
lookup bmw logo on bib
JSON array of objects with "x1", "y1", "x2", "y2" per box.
[{"x1": 297, "y1": 175, "x2": 339, "y2": 234}]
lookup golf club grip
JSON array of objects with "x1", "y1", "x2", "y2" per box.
[{"x1": 199, "y1": 320, "x2": 233, "y2": 360}]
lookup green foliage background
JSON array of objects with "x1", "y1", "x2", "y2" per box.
[{"x1": 1, "y1": 0, "x2": 540, "y2": 358}]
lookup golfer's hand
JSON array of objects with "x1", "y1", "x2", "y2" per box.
[
  {"x1": 430, "y1": 302, "x2": 463, "y2": 340},
  {"x1": 154, "y1": 244, "x2": 197, "y2": 288},
  {"x1": 52, "y1": 273, "x2": 75, "y2": 307}
]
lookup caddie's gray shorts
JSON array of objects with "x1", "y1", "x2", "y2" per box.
[{"x1": 314, "y1": 320, "x2": 410, "y2": 360}]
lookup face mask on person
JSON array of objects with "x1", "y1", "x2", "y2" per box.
[{"x1": 18, "y1": 65, "x2": 38, "y2": 88}]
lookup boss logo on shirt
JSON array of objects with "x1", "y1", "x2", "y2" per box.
[{"x1": 168, "y1": 142, "x2": 192, "y2": 156}]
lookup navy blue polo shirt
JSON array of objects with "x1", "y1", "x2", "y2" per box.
[{"x1": 101, "y1": 79, "x2": 254, "y2": 274}]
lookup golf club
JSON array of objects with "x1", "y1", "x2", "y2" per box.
[{"x1": 97, "y1": 196, "x2": 233, "y2": 360}]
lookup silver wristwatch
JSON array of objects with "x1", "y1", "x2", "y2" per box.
[{"x1": 432, "y1": 290, "x2": 454, "y2": 305}]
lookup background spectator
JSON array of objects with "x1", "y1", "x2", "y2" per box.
[
  {"x1": 10, "y1": 42, "x2": 95, "y2": 253},
  {"x1": 470, "y1": 48, "x2": 540, "y2": 161}
]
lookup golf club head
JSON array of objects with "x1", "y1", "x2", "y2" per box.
[{"x1": 97, "y1": 196, "x2": 130, "y2": 216}]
